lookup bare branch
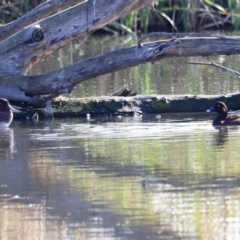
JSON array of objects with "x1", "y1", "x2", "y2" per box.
[
  {"x1": 1, "y1": 1, "x2": 240, "y2": 104},
  {"x1": 3, "y1": 36, "x2": 240, "y2": 102},
  {"x1": 138, "y1": 31, "x2": 219, "y2": 47},
  {"x1": 2, "y1": 39, "x2": 180, "y2": 98},
  {"x1": 186, "y1": 59, "x2": 240, "y2": 77}
]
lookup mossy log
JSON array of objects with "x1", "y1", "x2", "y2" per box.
[{"x1": 13, "y1": 92, "x2": 240, "y2": 119}]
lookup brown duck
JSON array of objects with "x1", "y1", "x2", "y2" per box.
[{"x1": 206, "y1": 101, "x2": 240, "y2": 125}]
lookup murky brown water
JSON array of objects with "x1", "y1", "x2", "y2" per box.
[{"x1": 1, "y1": 35, "x2": 240, "y2": 239}]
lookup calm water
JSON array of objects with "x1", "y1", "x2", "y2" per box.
[
  {"x1": 1, "y1": 35, "x2": 240, "y2": 239},
  {"x1": 1, "y1": 114, "x2": 240, "y2": 240}
]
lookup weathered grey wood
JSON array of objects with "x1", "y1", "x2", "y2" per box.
[
  {"x1": 12, "y1": 93, "x2": 240, "y2": 119},
  {"x1": 16, "y1": 39, "x2": 180, "y2": 96},
  {"x1": 0, "y1": 0, "x2": 85, "y2": 43},
  {"x1": 1, "y1": 0, "x2": 240, "y2": 109},
  {"x1": 0, "y1": 0, "x2": 156, "y2": 103},
  {"x1": 3, "y1": 36, "x2": 240, "y2": 103},
  {"x1": 0, "y1": 0, "x2": 154, "y2": 75}
]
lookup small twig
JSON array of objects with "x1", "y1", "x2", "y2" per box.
[
  {"x1": 137, "y1": 31, "x2": 219, "y2": 47},
  {"x1": 186, "y1": 59, "x2": 240, "y2": 77},
  {"x1": 199, "y1": 0, "x2": 220, "y2": 28}
]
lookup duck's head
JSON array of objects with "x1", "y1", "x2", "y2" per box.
[{"x1": 206, "y1": 101, "x2": 228, "y2": 119}]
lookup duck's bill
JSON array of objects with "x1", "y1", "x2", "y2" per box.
[{"x1": 206, "y1": 107, "x2": 214, "y2": 112}]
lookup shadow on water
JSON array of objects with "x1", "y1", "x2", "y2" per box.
[{"x1": 0, "y1": 113, "x2": 240, "y2": 239}]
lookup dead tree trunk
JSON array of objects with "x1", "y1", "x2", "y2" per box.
[
  {"x1": 1, "y1": 0, "x2": 240, "y2": 106},
  {"x1": 0, "y1": 0, "x2": 156, "y2": 104}
]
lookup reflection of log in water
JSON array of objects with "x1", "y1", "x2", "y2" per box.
[{"x1": 0, "y1": 128, "x2": 14, "y2": 159}]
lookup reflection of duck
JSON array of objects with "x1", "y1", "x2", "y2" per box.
[
  {"x1": 0, "y1": 98, "x2": 15, "y2": 127},
  {"x1": 206, "y1": 101, "x2": 240, "y2": 125},
  {"x1": 214, "y1": 126, "x2": 229, "y2": 146},
  {"x1": 0, "y1": 128, "x2": 14, "y2": 158}
]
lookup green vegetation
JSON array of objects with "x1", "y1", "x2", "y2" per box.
[
  {"x1": 0, "y1": 0, "x2": 42, "y2": 25},
  {"x1": 123, "y1": 0, "x2": 240, "y2": 32},
  {"x1": 1, "y1": 0, "x2": 240, "y2": 32}
]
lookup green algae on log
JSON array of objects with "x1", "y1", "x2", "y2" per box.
[{"x1": 13, "y1": 93, "x2": 240, "y2": 119}]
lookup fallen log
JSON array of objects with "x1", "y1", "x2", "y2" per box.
[{"x1": 12, "y1": 92, "x2": 240, "y2": 119}]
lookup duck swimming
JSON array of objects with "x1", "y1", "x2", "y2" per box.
[
  {"x1": 206, "y1": 101, "x2": 240, "y2": 125},
  {"x1": 0, "y1": 98, "x2": 15, "y2": 127}
]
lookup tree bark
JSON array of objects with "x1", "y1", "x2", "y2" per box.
[
  {"x1": 13, "y1": 92, "x2": 240, "y2": 119},
  {"x1": 1, "y1": 36, "x2": 240, "y2": 104},
  {"x1": 0, "y1": 0, "x2": 240, "y2": 107},
  {"x1": 0, "y1": 0, "x2": 156, "y2": 103},
  {"x1": 0, "y1": 0, "x2": 86, "y2": 43},
  {"x1": 0, "y1": 0, "x2": 155, "y2": 74}
]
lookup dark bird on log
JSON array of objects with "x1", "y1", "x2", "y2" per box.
[{"x1": 111, "y1": 85, "x2": 137, "y2": 97}]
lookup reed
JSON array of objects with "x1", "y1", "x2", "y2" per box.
[
  {"x1": 120, "y1": 0, "x2": 240, "y2": 33},
  {"x1": 0, "y1": 0, "x2": 44, "y2": 25},
  {"x1": 0, "y1": 0, "x2": 240, "y2": 33}
]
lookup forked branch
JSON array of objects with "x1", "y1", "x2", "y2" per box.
[{"x1": 186, "y1": 59, "x2": 240, "y2": 77}]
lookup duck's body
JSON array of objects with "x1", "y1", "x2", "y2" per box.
[
  {"x1": 206, "y1": 101, "x2": 240, "y2": 125},
  {"x1": 0, "y1": 99, "x2": 15, "y2": 127}
]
